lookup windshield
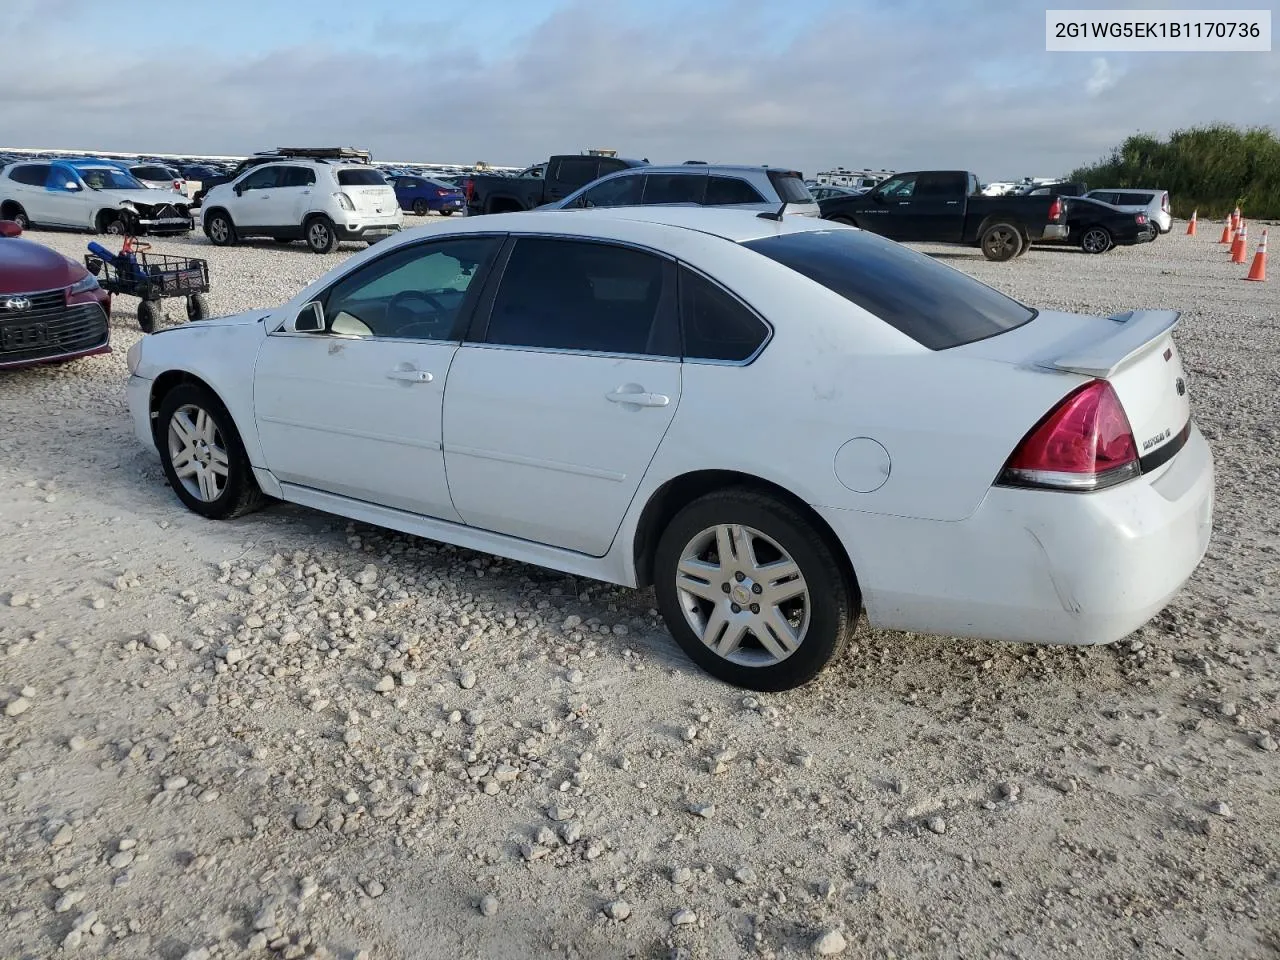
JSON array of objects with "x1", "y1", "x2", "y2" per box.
[
  {"x1": 79, "y1": 167, "x2": 144, "y2": 191},
  {"x1": 337, "y1": 168, "x2": 388, "y2": 186},
  {"x1": 743, "y1": 228, "x2": 1036, "y2": 350}
]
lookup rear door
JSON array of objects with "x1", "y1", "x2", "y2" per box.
[
  {"x1": 897, "y1": 171, "x2": 967, "y2": 241},
  {"x1": 274, "y1": 166, "x2": 317, "y2": 227},
  {"x1": 545, "y1": 157, "x2": 602, "y2": 204},
  {"x1": 442, "y1": 235, "x2": 682, "y2": 555},
  {"x1": 7, "y1": 164, "x2": 54, "y2": 224}
]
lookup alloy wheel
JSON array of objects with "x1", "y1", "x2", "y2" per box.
[
  {"x1": 1082, "y1": 228, "x2": 1109, "y2": 253},
  {"x1": 167, "y1": 404, "x2": 229, "y2": 503},
  {"x1": 674, "y1": 523, "x2": 811, "y2": 666},
  {"x1": 209, "y1": 218, "x2": 229, "y2": 243}
]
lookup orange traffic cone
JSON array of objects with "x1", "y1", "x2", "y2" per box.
[
  {"x1": 1233, "y1": 206, "x2": 1241, "y2": 227},
  {"x1": 1245, "y1": 229, "x2": 1267, "y2": 282},
  {"x1": 1185, "y1": 210, "x2": 1197, "y2": 235},
  {"x1": 1219, "y1": 218, "x2": 1234, "y2": 244},
  {"x1": 1231, "y1": 221, "x2": 1249, "y2": 264}
]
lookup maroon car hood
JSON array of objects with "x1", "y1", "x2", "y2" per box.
[{"x1": 0, "y1": 237, "x2": 84, "y2": 295}]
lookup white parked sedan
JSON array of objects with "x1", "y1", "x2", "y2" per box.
[{"x1": 125, "y1": 208, "x2": 1214, "y2": 690}]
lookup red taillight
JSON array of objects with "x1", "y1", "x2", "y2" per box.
[
  {"x1": 998, "y1": 381, "x2": 1140, "y2": 491},
  {"x1": 436, "y1": 189, "x2": 449, "y2": 197},
  {"x1": 1048, "y1": 197, "x2": 1063, "y2": 221},
  {"x1": 1162, "y1": 192, "x2": 1169, "y2": 212},
  {"x1": 1135, "y1": 214, "x2": 1148, "y2": 224},
  {"x1": 463, "y1": 178, "x2": 474, "y2": 200}
]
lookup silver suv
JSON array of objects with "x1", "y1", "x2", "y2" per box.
[
  {"x1": 1084, "y1": 189, "x2": 1172, "y2": 234},
  {"x1": 544, "y1": 164, "x2": 820, "y2": 217}
]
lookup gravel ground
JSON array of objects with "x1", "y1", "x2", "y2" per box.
[{"x1": 1, "y1": 222, "x2": 1277, "y2": 960}]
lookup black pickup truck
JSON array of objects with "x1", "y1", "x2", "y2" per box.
[
  {"x1": 464, "y1": 155, "x2": 647, "y2": 215},
  {"x1": 817, "y1": 170, "x2": 1068, "y2": 261}
]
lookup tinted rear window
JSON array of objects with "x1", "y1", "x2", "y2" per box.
[
  {"x1": 742, "y1": 229, "x2": 1036, "y2": 350},
  {"x1": 1113, "y1": 192, "x2": 1154, "y2": 204},
  {"x1": 767, "y1": 172, "x2": 812, "y2": 204},
  {"x1": 337, "y1": 168, "x2": 387, "y2": 186}
]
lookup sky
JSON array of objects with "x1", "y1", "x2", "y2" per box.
[{"x1": 4, "y1": 0, "x2": 1277, "y2": 179}]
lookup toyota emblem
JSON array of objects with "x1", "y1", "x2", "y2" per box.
[
  {"x1": 1175, "y1": 377, "x2": 1186, "y2": 396},
  {"x1": 1, "y1": 296, "x2": 32, "y2": 312}
]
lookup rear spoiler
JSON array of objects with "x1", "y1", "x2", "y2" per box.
[{"x1": 1042, "y1": 309, "x2": 1181, "y2": 379}]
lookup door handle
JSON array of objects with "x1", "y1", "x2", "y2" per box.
[
  {"x1": 386, "y1": 368, "x2": 433, "y2": 383},
  {"x1": 606, "y1": 387, "x2": 669, "y2": 407}
]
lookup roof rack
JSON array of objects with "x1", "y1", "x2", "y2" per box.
[{"x1": 252, "y1": 147, "x2": 373, "y2": 164}]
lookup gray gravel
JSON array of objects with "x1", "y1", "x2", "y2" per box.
[{"x1": 0, "y1": 222, "x2": 1276, "y2": 959}]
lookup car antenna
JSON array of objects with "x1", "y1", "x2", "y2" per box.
[{"x1": 757, "y1": 200, "x2": 786, "y2": 222}]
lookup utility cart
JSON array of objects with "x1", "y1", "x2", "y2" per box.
[{"x1": 85, "y1": 237, "x2": 210, "y2": 333}]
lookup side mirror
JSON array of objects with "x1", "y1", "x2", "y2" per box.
[
  {"x1": 65, "y1": 181, "x2": 81, "y2": 191},
  {"x1": 290, "y1": 301, "x2": 325, "y2": 333}
]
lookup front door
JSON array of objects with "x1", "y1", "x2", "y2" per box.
[
  {"x1": 858, "y1": 174, "x2": 917, "y2": 239},
  {"x1": 253, "y1": 234, "x2": 504, "y2": 519},
  {"x1": 443, "y1": 236, "x2": 682, "y2": 556},
  {"x1": 232, "y1": 165, "x2": 286, "y2": 228}
]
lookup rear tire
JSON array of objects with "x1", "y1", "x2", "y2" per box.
[
  {"x1": 156, "y1": 383, "x2": 265, "y2": 520},
  {"x1": 980, "y1": 222, "x2": 1023, "y2": 261},
  {"x1": 305, "y1": 216, "x2": 338, "y2": 254},
  {"x1": 137, "y1": 300, "x2": 161, "y2": 334},
  {"x1": 653, "y1": 489, "x2": 859, "y2": 691},
  {"x1": 438, "y1": 210, "x2": 453, "y2": 216},
  {"x1": 1080, "y1": 226, "x2": 1112, "y2": 254}
]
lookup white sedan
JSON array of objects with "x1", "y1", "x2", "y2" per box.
[{"x1": 125, "y1": 208, "x2": 1214, "y2": 690}]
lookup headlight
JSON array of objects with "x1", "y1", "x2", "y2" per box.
[
  {"x1": 68, "y1": 273, "x2": 100, "y2": 295},
  {"x1": 126, "y1": 341, "x2": 142, "y2": 375}
]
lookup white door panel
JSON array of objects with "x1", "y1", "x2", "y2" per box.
[
  {"x1": 253, "y1": 334, "x2": 461, "y2": 521},
  {"x1": 443, "y1": 346, "x2": 681, "y2": 555}
]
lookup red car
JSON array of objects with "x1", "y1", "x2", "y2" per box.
[{"x1": 0, "y1": 220, "x2": 111, "y2": 369}]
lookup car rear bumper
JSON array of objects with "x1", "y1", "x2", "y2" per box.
[
  {"x1": 335, "y1": 218, "x2": 403, "y2": 241},
  {"x1": 1040, "y1": 224, "x2": 1069, "y2": 241},
  {"x1": 818, "y1": 423, "x2": 1214, "y2": 646}
]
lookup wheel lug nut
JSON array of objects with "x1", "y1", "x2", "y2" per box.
[
  {"x1": 735, "y1": 571, "x2": 746, "y2": 582},
  {"x1": 730, "y1": 603, "x2": 741, "y2": 614},
  {"x1": 750, "y1": 603, "x2": 760, "y2": 615},
  {"x1": 751, "y1": 583, "x2": 762, "y2": 594},
  {"x1": 721, "y1": 583, "x2": 731, "y2": 594}
]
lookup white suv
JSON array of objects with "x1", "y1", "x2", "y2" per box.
[{"x1": 199, "y1": 159, "x2": 402, "y2": 253}]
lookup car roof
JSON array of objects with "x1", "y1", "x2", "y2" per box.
[
  {"x1": 413, "y1": 207, "x2": 837, "y2": 244},
  {"x1": 604, "y1": 164, "x2": 796, "y2": 175}
]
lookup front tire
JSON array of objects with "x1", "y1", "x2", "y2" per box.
[
  {"x1": 156, "y1": 383, "x2": 264, "y2": 520},
  {"x1": 980, "y1": 222, "x2": 1023, "y2": 261},
  {"x1": 305, "y1": 216, "x2": 338, "y2": 254},
  {"x1": 104, "y1": 215, "x2": 131, "y2": 237},
  {"x1": 1080, "y1": 226, "x2": 1112, "y2": 254},
  {"x1": 653, "y1": 489, "x2": 859, "y2": 691},
  {"x1": 5, "y1": 206, "x2": 30, "y2": 230},
  {"x1": 412, "y1": 199, "x2": 429, "y2": 216},
  {"x1": 205, "y1": 211, "x2": 236, "y2": 246}
]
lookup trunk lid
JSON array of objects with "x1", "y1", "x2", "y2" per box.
[
  {"x1": 957, "y1": 309, "x2": 1192, "y2": 465},
  {"x1": 335, "y1": 169, "x2": 398, "y2": 215}
]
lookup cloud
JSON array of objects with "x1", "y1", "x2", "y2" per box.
[{"x1": 2, "y1": 0, "x2": 1276, "y2": 180}]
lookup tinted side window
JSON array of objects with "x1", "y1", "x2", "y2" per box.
[
  {"x1": 485, "y1": 238, "x2": 676, "y2": 357},
  {"x1": 1114, "y1": 192, "x2": 1154, "y2": 205},
  {"x1": 705, "y1": 176, "x2": 766, "y2": 205},
  {"x1": 642, "y1": 174, "x2": 707, "y2": 205},
  {"x1": 322, "y1": 237, "x2": 500, "y2": 340},
  {"x1": 281, "y1": 167, "x2": 317, "y2": 187},
  {"x1": 876, "y1": 175, "x2": 917, "y2": 198},
  {"x1": 553, "y1": 158, "x2": 600, "y2": 188},
  {"x1": 575, "y1": 174, "x2": 643, "y2": 208},
  {"x1": 239, "y1": 166, "x2": 282, "y2": 190},
  {"x1": 743, "y1": 229, "x2": 1035, "y2": 350},
  {"x1": 10, "y1": 164, "x2": 51, "y2": 186},
  {"x1": 914, "y1": 173, "x2": 966, "y2": 197},
  {"x1": 679, "y1": 268, "x2": 769, "y2": 362}
]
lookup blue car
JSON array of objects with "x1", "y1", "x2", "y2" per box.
[{"x1": 390, "y1": 175, "x2": 466, "y2": 216}]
